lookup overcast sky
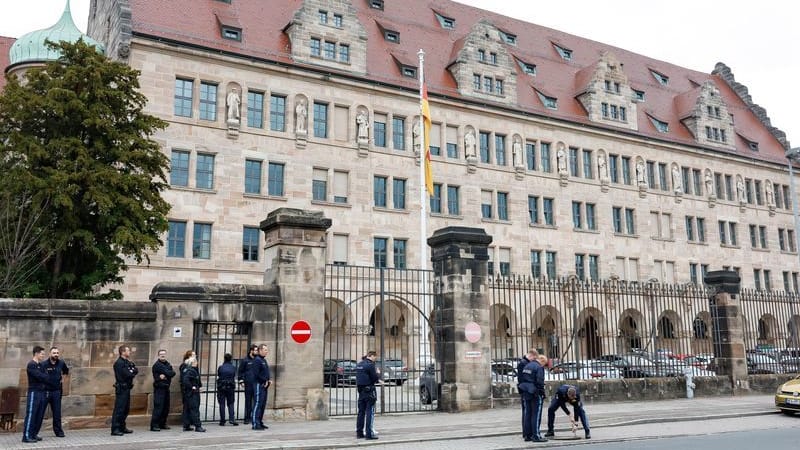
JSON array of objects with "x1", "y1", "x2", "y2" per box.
[{"x1": 2, "y1": 0, "x2": 797, "y2": 148}]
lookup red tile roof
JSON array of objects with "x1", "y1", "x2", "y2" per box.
[
  {"x1": 124, "y1": 0, "x2": 787, "y2": 163},
  {"x1": 0, "y1": 36, "x2": 15, "y2": 91}
]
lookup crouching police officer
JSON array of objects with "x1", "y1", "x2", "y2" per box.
[
  {"x1": 355, "y1": 351, "x2": 380, "y2": 440},
  {"x1": 545, "y1": 384, "x2": 591, "y2": 439}
]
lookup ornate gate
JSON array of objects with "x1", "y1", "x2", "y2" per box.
[{"x1": 323, "y1": 264, "x2": 440, "y2": 416}]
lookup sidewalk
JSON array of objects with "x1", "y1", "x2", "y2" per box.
[{"x1": 0, "y1": 394, "x2": 778, "y2": 450}]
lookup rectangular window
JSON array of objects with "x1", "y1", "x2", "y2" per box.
[
  {"x1": 718, "y1": 220, "x2": 727, "y2": 244},
  {"x1": 625, "y1": 208, "x2": 635, "y2": 234},
  {"x1": 697, "y1": 218, "x2": 706, "y2": 242},
  {"x1": 612, "y1": 207, "x2": 622, "y2": 233},
  {"x1": 333, "y1": 14, "x2": 343, "y2": 27},
  {"x1": 170, "y1": 150, "x2": 190, "y2": 186},
  {"x1": 545, "y1": 251, "x2": 557, "y2": 279},
  {"x1": 588, "y1": 255, "x2": 599, "y2": 281},
  {"x1": 582, "y1": 150, "x2": 593, "y2": 179},
  {"x1": 790, "y1": 230, "x2": 797, "y2": 252},
  {"x1": 499, "y1": 247, "x2": 511, "y2": 276},
  {"x1": 609, "y1": 154, "x2": 619, "y2": 183},
  {"x1": 681, "y1": 167, "x2": 691, "y2": 195},
  {"x1": 784, "y1": 271, "x2": 791, "y2": 292},
  {"x1": 575, "y1": 253, "x2": 585, "y2": 280},
  {"x1": 267, "y1": 162, "x2": 284, "y2": 196},
  {"x1": 528, "y1": 196, "x2": 539, "y2": 224},
  {"x1": 473, "y1": 74, "x2": 481, "y2": 90},
  {"x1": 246, "y1": 91, "x2": 264, "y2": 128},
  {"x1": 779, "y1": 228, "x2": 787, "y2": 251},
  {"x1": 167, "y1": 220, "x2": 186, "y2": 257},
  {"x1": 339, "y1": 44, "x2": 350, "y2": 62},
  {"x1": 753, "y1": 269, "x2": 762, "y2": 290},
  {"x1": 332, "y1": 170, "x2": 348, "y2": 203},
  {"x1": 196, "y1": 153, "x2": 215, "y2": 189},
  {"x1": 323, "y1": 41, "x2": 336, "y2": 59},
  {"x1": 199, "y1": 82, "x2": 217, "y2": 121},
  {"x1": 526, "y1": 143, "x2": 536, "y2": 171},
  {"x1": 686, "y1": 216, "x2": 695, "y2": 241},
  {"x1": 242, "y1": 226, "x2": 260, "y2": 262},
  {"x1": 244, "y1": 159, "x2": 262, "y2": 194},
  {"x1": 479, "y1": 131, "x2": 490, "y2": 163},
  {"x1": 374, "y1": 237, "x2": 388, "y2": 268},
  {"x1": 495, "y1": 135, "x2": 506, "y2": 166},
  {"x1": 754, "y1": 180, "x2": 763, "y2": 205},
  {"x1": 446, "y1": 142, "x2": 458, "y2": 158},
  {"x1": 192, "y1": 223, "x2": 212, "y2": 259},
  {"x1": 658, "y1": 163, "x2": 668, "y2": 191},
  {"x1": 174, "y1": 78, "x2": 194, "y2": 117},
  {"x1": 373, "y1": 175, "x2": 387, "y2": 207},
  {"x1": 543, "y1": 198, "x2": 554, "y2": 225},
  {"x1": 690, "y1": 263, "x2": 698, "y2": 285},
  {"x1": 392, "y1": 117, "x2": 405, "y2": 150},
  {"x1": 586, "y1": 203, "x2": 596, "y2": 230},
  {"x1": 392, "y1": 178, "x2": 406, "y2": 209},
  {"x1": 714, "y1": 173, "x2": 724, "y2": 199},
  {"x1": 749, "y1": 224, "x2": 758, "y2": 248},
  {"x1": 481, "y1": 189, "x2": 493, "y2": 219},
  {"x1": 745, "y1": 179, "x2": 754, "y2": 204},
  {"x1": 692, "y1": 169, "x2": 702, "y2": 196},
  {"x1": 621, "y1": 156, "x2": 631, "y2": 185},
  {"x1": 759, "y1": 225, "x2": 768, "y2": 249},
  {"x1": 530, "y1": 250, "x2": 542, "y2": 278},
  {"x1": 447, "y1": 186, "x2": 460, "y2": 215},
  {"x1": 725, "y1": 175, "x2": 734, "y2": 201},
  {"x1": 430, "y1": 183, "x2": 442, "y2": 213},
  {"x1": 313, "y1": 168, "x2": 328, "y2": 201},
  {"x1": 497, "y1": 192, "x2": 509, "y2": 220},
  {"x1": 569, "y1": 147, "x2": 579, "y2": 177},
  {"x1": 374, "y1": 120, "x2": 386, "y2": 147},
  {"x1": 332, "y1": 234, "x2": 348, "y2": 266},
  {"x1": 313, "y1": 102, "x2": 328, "y2": 138},
  {"x1": 540, "y1": 142, "x2": 551, "y2": 173},
  {"x1": 572, "y1": 201, "x2": 582, "y2": 229},
  {"x1": 394, "y1": 239, "x2": 407, "y2": 269},
  {"x1": 729, "y1": 222, "x2": 738, "y2": 246},
  {"x1": 319, "y1": 10, "x2": 328, "y2": 24},
  {"x1": 269, "y1": 94, "x2": 286, "y2": 131}
]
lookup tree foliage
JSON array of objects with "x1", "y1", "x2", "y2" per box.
[{"x1": 0, "y1": 40, "x2": 170, "y2": 299}]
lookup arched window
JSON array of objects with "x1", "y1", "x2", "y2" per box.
[
  {"x1": 693, "y1": 317, "x2": 707, "y2": 339},
  {"x1": 658, "y1": 317, "x2": 675, "y2": 339}
]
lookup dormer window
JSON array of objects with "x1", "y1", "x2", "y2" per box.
[
  {"x1": 633, "y1": 89, "x2": 645, "y2": 101},
  {"x1": 384, "y1": 30, "x2": 400, "y2": 43},
  {"x1": 370, "y1": 0, "x2": 384, "y2": 10},
  {"x1": 535, "y1": 90, "x2": 557, "y2": 109},
  {"x1": 651, "y1": 70, "x2": 669, "y2": 85},
  {"x1": 517, "y1": 59, "x2": 536, "y2": 75},
  {"x1": 553, "y1": 44, "x2": 572, "y2": 60},
  {"x1": 221, "y1": 26, "x2": 241, "y2": 41},
  {"x1": 401, "y1": 66, "x2": 417, "y2": 78},
  {"x1": 500, "y1": 31, "x2": 517, "y2": 45},
  {"x1": 649, "y1": 116, "x2": 669, "y2": 132},
  {"x1": 705, "y1": 126, "x2": 727, "y2": 143},
  {"x1": 435, "y1": 12, "x2": 455, "y2": 29},
  {"x1": 749, "y1": 142, "x2": 759, "y2": 151}
]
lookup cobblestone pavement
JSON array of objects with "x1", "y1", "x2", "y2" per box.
[{"x1": 0, "y1": 394, "x2": 779, "y2": 450}]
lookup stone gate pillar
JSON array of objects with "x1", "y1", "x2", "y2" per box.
[
  {"x1": 704, "y1": 270, "x2": 749, "y2": 394},
  {"x1": 427, "y1": 226, "x2": 493, "y2": 412},
  {"x1": 260, "y1": 208, "x2": 331, "y2": 419}
]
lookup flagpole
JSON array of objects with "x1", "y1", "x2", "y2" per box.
[{"x1": 417, "y1": 48, "x2": 431, "y2": 365}]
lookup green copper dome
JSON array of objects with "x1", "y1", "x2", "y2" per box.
[{"x1": 8, "y1": 0, "x2": 104, "y2": 67}]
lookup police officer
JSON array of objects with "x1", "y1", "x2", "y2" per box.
[
  {"x1": 237, "y1": 344, "x2": 257, "y2": 424},
  {"x1": 216, "y1": 353, "x2": 238, "y2": 426},
  {"x1": 516, "y1": 349, "x2": 538, "y2": 441},
  {"x1": 22, "y1": 345, "x2": 48, "y2": 443},
  {"x1": 545, "y1": 384, "x2": 591, "y2": 439},
  {"x1": 111, "y1": 345, "x2": 138, "y2": 436},
  {"x1": 178, "y1": 349, "x2": 196, "y2": 431},
  {"x1": 355, "y1": 351, "x2": 380, "y2": 440},
  {"x1": 43, "y1": 346, "x2": 69, "y2": 437},
  {"x1": 180, "y1": 356, "x2": 206, "y2": 432},
  {"x1": 150, "y1": 349, "x2": 175, "y2": 431},
  {"x1": 250, "y1": 344, "x2": 271, "y2": 430},
  {"x1": 518, "y1": 353, "x2": 547, "y2": 442}
]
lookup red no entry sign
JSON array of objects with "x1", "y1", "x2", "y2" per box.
[
  {"x1": 290, "y1": 320, "x2": 312, "y2": 344},
  {"x1": 465, "y1": 321, "x2": 481, "y2": 343}
]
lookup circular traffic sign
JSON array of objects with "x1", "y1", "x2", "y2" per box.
[
  {"x1": 290, "y1": 320, "x2": 312, "y2": 344},
  {"x1": 465, "y1": 321, "x2": 481, "y2": 343}
]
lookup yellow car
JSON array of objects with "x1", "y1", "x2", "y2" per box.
[{"x1": 775, "y1": 375, "x2": 800, "y2": 415}]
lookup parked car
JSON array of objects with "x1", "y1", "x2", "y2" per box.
[
  {"x1": 595, "y1": 354, "x2": 659, "y2": 378},
  {"x1": 775, "y1": 374, "x2": 800, "y2": 415},
  {"x1": 323, "y1": 359, "x2": 357, "y2": 387},
  {"x1": 419, "y1": 363, "x2": 439, "y2": 404},
  {"x1": 550, "y1": 360, "x2": 621, "y2": 380},
  {"x1": 376, "y1": 359, "x2": 409, "y2": 385},
  {"x1": 747, "y1": 352, "x2": 787, "y2": 374},
  {"x1": 419, "y1": 360, "x2": 552, "y2": 404}
]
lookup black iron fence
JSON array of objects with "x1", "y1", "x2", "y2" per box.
[{"x1": 740, "y1": 288, "x2": 800, "y2": 374}]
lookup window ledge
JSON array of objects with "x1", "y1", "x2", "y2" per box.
[
  {"x1": 530, "y1": 223, "x2": 557, "y2": 229},
  {"x1": 613, "y1": 232, "x2": 639, "y2": 238},
  {"x1": 720, "y1": 244, "x2": 741, "y2": 249},
  {"x1": 481, "y1": 218, "x2": 512, "y2": 225},
  {"x1": 751, "y1": 247, "x2": 771, "y2": 253},
  {"x1": 651, "y1": 237, "x2": 675, "y2": 242},
  {"x1": 311, "y1": 199, "x2": 351, "y2": 208},
  {"x1": 171, "y1": 186, "x2": 217, "y2": 195},
  {"x1": 780, "y1": 250, "x2": 798, "y2": 256},
  {"x1": 372, "y1": 207, "x2": 410, "y2": 215},
  {"x1": 244, "y1": 193, "x2": 288, "y2": 201},
  {"x1": 430, "y1": 212, "x2": 463, "y2": 219},
  {"x1": 573, "y1": 228, "x2": 600, "y2": 234},
  {"x1": 687, "y1": 240, "x2": 709, "y2": 246}
]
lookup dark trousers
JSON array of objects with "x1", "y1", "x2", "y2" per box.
[
  {"x1": 22, "y1": 389, "x2": 45, "y2": 441},
  {"x1": 151, "y1": 387, "x2": 170, "y2": 428},
  {"x1": 242, "y1": 383, "x2": 254, "y2": 422},
  {"x1": 251, "y1": 384, "x2": 267, "y2": 428},
  {"x1": 547, "y1": 398, "x2": 590, "y2": 433},
  {"x1": 44, "y1": 390, "x2": 64, "y2": 435},
  {"x1": 522, "y1": 392, "x2": 544, "y2": 439},
  {"x1": 217, "y1": 389, "x2": 235, "y2": 422},
  {"x1": 183, "y1": 392, "x2": 201, "y2": 427},
  {"x1": 519, "y1": 392, "x2": 528, "y2": 438},
  {"x1": 111, "y1": 386, "x2": 131, "y2": 433},
  {"x1": 356, "y1": 386, "x2": 376, "y2": 437}
]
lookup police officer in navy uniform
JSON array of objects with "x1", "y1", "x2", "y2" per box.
[
  {"x1": 180, "y1": 356, "x2": 206, "y2": 432},
  {"x1": 518, "y1": 353, "x2": 547, "y2": 442},
  {"x1": 545, "y1": 384, "x2": 591, "y2": 439},
  {"x1": 216, "y1": 353, "x2": 238, "y2": 426},
  {"x1": 150, "y1": 349, "x2": 175, "y2": 431},
  {"x1": 43, "y1": 346, "x2": 69, "y2": 437},
  {"x1": 22, "y1": 345, "x2": 48, "y2": 443},
  {"x1": 250, "y1": 344, "x2": 272, "y2": 430},
  {"x1": 355, "y1": 350, "x2": 380, "y2": 440},
  {"x1": 516, "y1": 349, "x2": 538, "y2": 441},
  {"x1": 237, "y1": 344, "x2": 257, "y2": 424},
  {"x1": 111, "y1": 344, "x2": 138, "y2": 436}
]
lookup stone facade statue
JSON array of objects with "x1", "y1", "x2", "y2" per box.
[
  {"x1": 636, "y1": 160, "x2": 646, "y2": 185},
  {"x1": 295, "y1": 99, "x2": 307, "y2": 133},
  {"x1": 704, "y1": 170, "x2": 714, "y2": 197},
  {"x1": 736, "y1": 178, "x2": 745, "y2": 202},
  {"x1": 356, "y1": 111, "x2": 369, "y2": 141},
  {"x1": 766, "y1": 181, "x2": 775, "y2": 207},
  {"x1": 597, "y1": 154, "x2": 608, "y2": 180},
  {"x1": 556, "y1": 146, "x2": 567, "y2": 174},
  {"x1": 464, "y1": 129, "x2": 477, "y2": 158},
  {"x1": 512, "y1": 138, "x2": 522, "y2": 167},
  {"x1": 226, "y1": 88, "x2": 240, "y2": 122},
  {"x1": 672, "y1": 165, "x2": 682, "y2": 193},
  {"x1": 412, "y1": 118, "x2": 421, "y2": 151}
]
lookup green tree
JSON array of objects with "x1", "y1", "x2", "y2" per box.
[{"x1": 0, "y1": 40, "x2": 170, "y2": 299}]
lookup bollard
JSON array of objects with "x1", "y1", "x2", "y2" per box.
[{"x1": 684, "y1": 366, "x2": 695, "y2": 399}]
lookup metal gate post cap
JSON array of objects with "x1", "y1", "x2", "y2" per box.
[{"x1": 703, "y1": 270, "x2": 741, "y2": 294}]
